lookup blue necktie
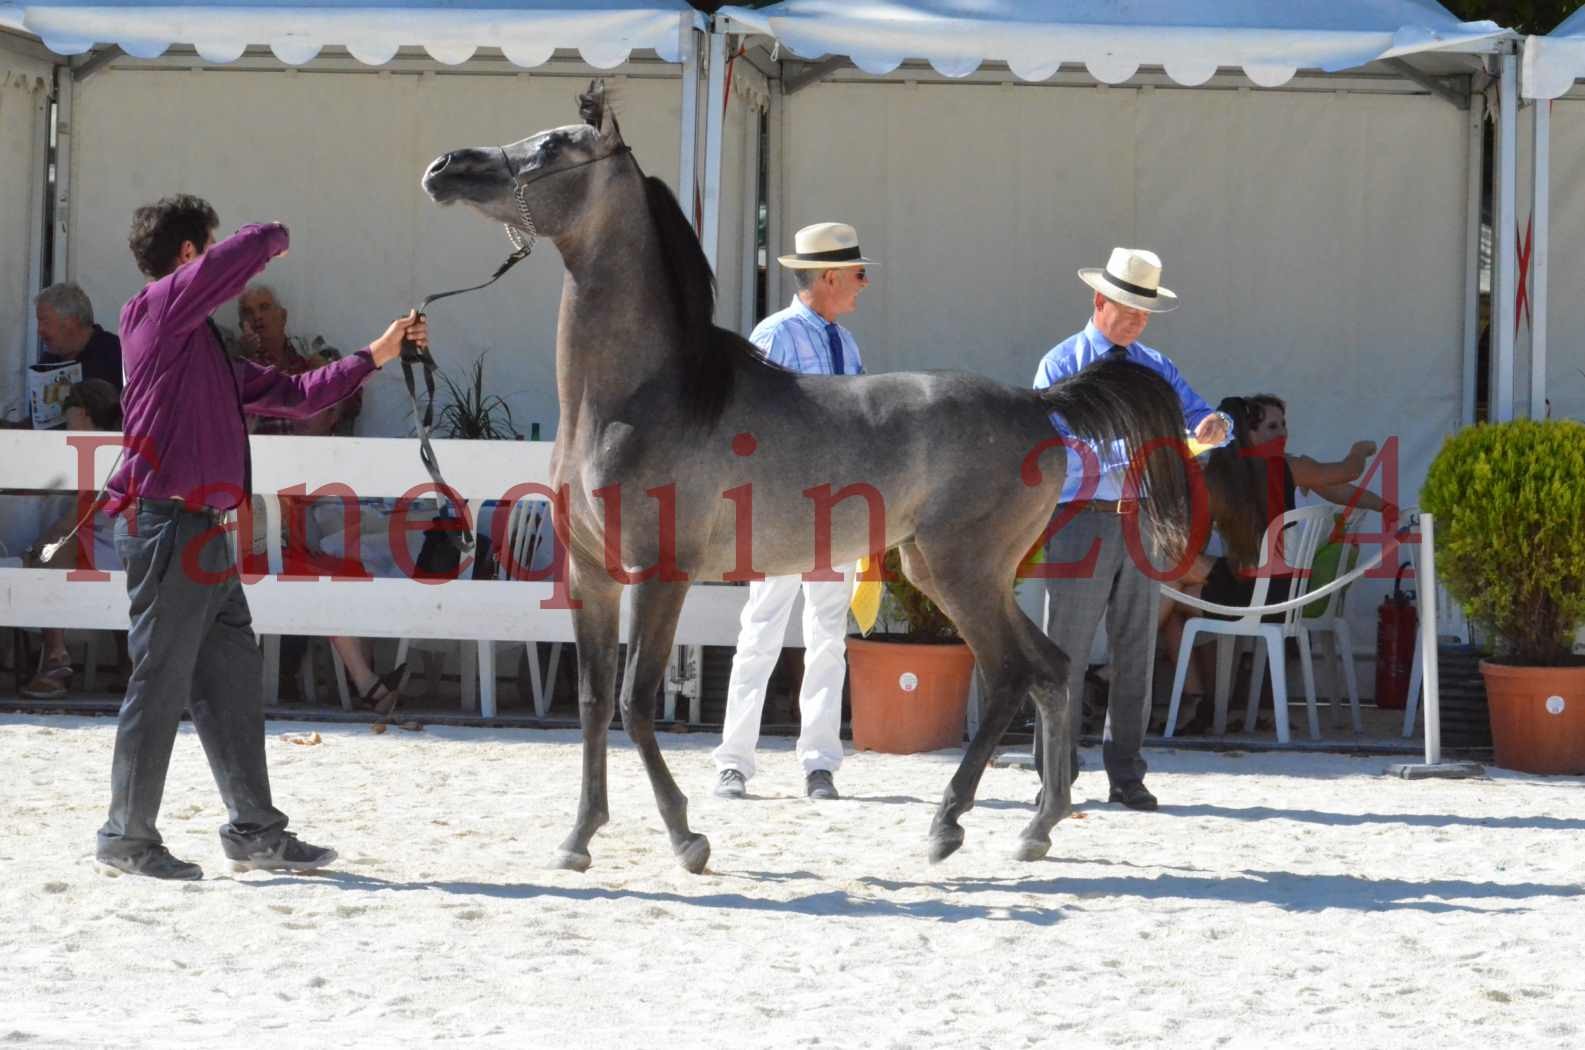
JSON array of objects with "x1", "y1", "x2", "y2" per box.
[
  {"x1": 1108, "y1": 343, "x2": 1128, "y2": 357},
  {"x1": 826, "y1": 323, "x2": 846, "y2": 376}
]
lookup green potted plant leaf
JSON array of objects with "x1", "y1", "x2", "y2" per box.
[
  {"x1": 846, "y1": 548, "x2": 977, "y2": 754},
  {"x1": 436, "y1": 353, "x2": 523, "y2": 441},
  {"x1": 1420, "y1": 419, "x2": 1585, "y2": 773}
]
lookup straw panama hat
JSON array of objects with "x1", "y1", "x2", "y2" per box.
[
  {"x1": 777, "y1": 222, "x2": 872, "y2": 269},
  {"x1": 1079, "y1": 247, "x2": 1179, "y2": 313}
]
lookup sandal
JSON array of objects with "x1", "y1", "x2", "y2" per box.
[
  {"x1": 21, "y1": 673, "x2": 67, "y2": 700},
  {"x1": 356, "y1": 662, "x2": 408, "y2": 717},
  {"x1": 1176, "y1": 694, "x2": 1214, "y2": 735},
  {"x1": 41, "y1": 655, "x2": 73, "y2": 682}
]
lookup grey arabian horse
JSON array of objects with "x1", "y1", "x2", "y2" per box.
[{"x1": 422, "y1": 82, "x2": 1193, "y2": 874}]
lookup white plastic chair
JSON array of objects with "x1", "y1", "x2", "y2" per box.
[
  {"x1": 1160, "y1": 505, "x2": 1387, "y2": 743},
  {"x1": 1262, "y1": 513, "x2": 1365, "y2": 733},
  {"x1": 479, "y1": 499, "x2": 563, "y2": 718}
]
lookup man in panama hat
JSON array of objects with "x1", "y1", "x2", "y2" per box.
[
  {"x1": 1032, "y1": 247, "x2": 1230, "y2": 812},
  {"x1": 712, "y1": 221, "x2": 871, "y2": 803}
]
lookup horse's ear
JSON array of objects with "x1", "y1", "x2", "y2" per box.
[
  {"x1": 578, "y1": 78, "x2": 623, "y2": 142},
  {"x1": 578, "y1": 80, "x2": 605, "y2": 127}
]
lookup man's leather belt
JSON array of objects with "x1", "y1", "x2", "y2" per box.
[
  {"x1": 1077, "y1": 498, "x2": 1141, "y2": 514},
  {"x1": 136, "y1": 497, "x2": 230, "y2": 524}
]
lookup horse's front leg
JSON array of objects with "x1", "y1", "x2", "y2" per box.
[
  {"x1": 553, "y1": 557, "x2": 621, "y2": 872},
  {"x1": 622, "y1": 579, "x2": 710, "y2": 874}
]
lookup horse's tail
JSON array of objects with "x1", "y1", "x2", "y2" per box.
[{"x1": 1036, "y1": 357, "x2": 1192, "y2": 561}]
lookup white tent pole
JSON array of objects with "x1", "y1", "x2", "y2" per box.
[
  {"x1": 1530, "y1": 100, "x2": 1549, "y2": 420},
  {"x1": 1417, "y1": 514, "x2": 1441, "y2": 766},
  {"x1": 738, "y1": 97, "x2": 759, "y2": 333},
  {"x1": 1493, "y1": 51, "x2": 1518, "y2": 423},
  {"x1": 677, "y1": 17, "x2": 700, "y2": 232},
  {"x1": 701, "y1": 28, "x2": 727, "y2": 273},
  {"x1": 765, "y1": 79, "x2": 784, "y2": 314},
  {"x1": 1460, "y1": 94, "x2": 1483, "y2": 428},
  {"x1": 51, "y1": 69, "x2": 73, "y2": 285},
  {"x1": 21, "y1": 72, "x2": 51, "y2": 396}
]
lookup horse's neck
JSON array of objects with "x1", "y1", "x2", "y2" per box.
[{"x1": 554, "y1": 188, "x2": 685, "y2": 430}]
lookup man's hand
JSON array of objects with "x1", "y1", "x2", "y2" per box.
[
  {"x1": 369, "y1": 311, "x2": 427, "y2": 367},
  {"x1": 1347, "y1": 440, "x2": 1378, "y2": 463},
  {"x1": 239, "y1": 321, "x2": 260, "y2": 356},
  {"x1": 1193, "y1": 411, "x2": 1230, "y2": 450}
]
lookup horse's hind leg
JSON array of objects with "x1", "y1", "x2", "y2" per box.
[
  {"x1": 932, "y1": 608, "x2": 1072, "y2": 863},
  {"x1": 1014, "y1": 616, "x2": 1076, "y2": 860},
  {"x1": 621, "y1": 580, "x2": 710, "y2": 874},
  {"x1": 900, "y1": 543, "x2": 1072, "y2": 864},
  {"x1": 554, "y1": 560, "x2": 621, "y2": 872}
]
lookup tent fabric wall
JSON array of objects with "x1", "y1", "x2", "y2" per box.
[
  {"x1": 0, "y1": 43, "x2": 51, "y2": 424},
  {"x1": 779, "y1": 79, "x2": 1470, "y2": 685},
  {"x1": 1536, "y1": 99, "x2": 1585, "y2": 421},
  {"x1": 64, "y1": 62, "x2": 742, "y2": 442}
]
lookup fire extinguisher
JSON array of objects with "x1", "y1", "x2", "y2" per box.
[{"x1": 1374, "y1": 561, "x2": 1417, "y2": 710}]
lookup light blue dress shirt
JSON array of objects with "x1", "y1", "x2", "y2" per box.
[
  {"x1": 750, "y1": 296, "x2": 865, "y2": 376},
  {"x1": 1033, "y1": 320, "x2": 1215, "y2": 504}
]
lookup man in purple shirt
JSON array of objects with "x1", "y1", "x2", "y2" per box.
[{"x1": 96, "y1": 194, "x2": 426, "y2": 881}]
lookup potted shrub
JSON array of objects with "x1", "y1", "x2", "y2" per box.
[
  {"x1": 1421, "y1": 419, "x2": 1585, "y2": 773},
  {"x1": 845, "y1": 548, "x2": 977, "y2": 754}
]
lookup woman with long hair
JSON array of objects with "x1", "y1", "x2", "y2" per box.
[{"x1": 1158, "y1": 394, "x2": 1393, "y2": 734}]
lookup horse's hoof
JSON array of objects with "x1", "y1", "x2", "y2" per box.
[
  {"x1": 1012, "y1": 836, "x2": 1050, "y2": 863},
  {"x1": 926, "y1": 827, "x2": 965, "y2": 864},
  {"x1": 674, "y1": 833, "x2": 711, "y2": 875},
  {"x1": 550, "y1": 848, "x2": 592, "y2": 872}
]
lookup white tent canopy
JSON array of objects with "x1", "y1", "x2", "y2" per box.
[
  {"x1": 718, "y1": 0, "x2": 1507, "y2": 87},
  {"x1": 0, "y1": 0, "x2": 701, "y2": 67},
  {"x1": 1523, "y1": 6, "x2": 1585, "y2": 98}
]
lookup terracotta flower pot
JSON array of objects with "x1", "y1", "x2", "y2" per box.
[
  {"x1": 846, "y1": 637, "x2": 975, "y2": 755},
  {"x1": 1478, "y1": 660, "x2": 1585, "y2": 775}
]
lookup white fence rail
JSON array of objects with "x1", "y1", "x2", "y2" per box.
[{"x1": 0, "y1": 430, "x2": 769, "y2": 718}]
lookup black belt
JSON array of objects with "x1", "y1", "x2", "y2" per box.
[
  {"x1": 1076, "y1": 498, "x2": 1141, "y2": 514},
  {"x1": 135, "y1": 497, "x2": 230, "y2": 524}
]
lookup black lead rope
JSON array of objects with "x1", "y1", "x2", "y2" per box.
[
  {"x1": 400, "y1": 247, "x2": 530, "y2": 555},
  {"x1": 403, "y1": 144, "x2": 634, "y2": 556}
]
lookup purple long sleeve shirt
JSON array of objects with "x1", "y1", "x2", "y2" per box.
[{"x1": 107, "y1": 223, "x2": 376, "y2": 513}]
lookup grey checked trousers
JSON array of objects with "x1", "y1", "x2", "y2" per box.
[
  {"x1": 1039, "y1": 509, "x2": 1159, "y2": 789},
  {"x1": 97, "y1": 502, "x2": 288, "y2": 860}
]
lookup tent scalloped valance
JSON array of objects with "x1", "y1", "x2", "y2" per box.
[
  {"x1": 719, "y1": 1, "x2": 1509, "y2": 89},
  {"x1": 0, "y1": 3, "x2": 703, "y2": 69}
]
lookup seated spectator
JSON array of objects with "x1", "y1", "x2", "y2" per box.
[
  {"x1": 236, "y1": 285, "x2": 403, "y2": 710},
  {"x1": 1158, "y1": 394, "x2": 1395, "y2": 734},
  {"x1": 20, "y1": 379, "x2": 125, "y2": 699},
  {"x1": 238, "y1": 284, "x2": 360, "y2": 437},
  {"x1": 36, "y1": 283, "x2": 123, "y2": 391}
]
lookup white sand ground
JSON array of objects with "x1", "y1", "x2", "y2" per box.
[{"x1": 2, "y1": 715, "x2": 1582, "y2": 1050}]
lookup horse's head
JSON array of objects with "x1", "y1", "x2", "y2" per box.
[{"x1": 421, "y1": 79, "x2": 626, "y2": 239}]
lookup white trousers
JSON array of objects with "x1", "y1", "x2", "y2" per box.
[{"x1": 712, "y1": 565, "x2": 854, "y2": 780}]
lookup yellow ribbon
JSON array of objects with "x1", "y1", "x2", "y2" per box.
[{"x1": 850, "y1": 555, "x2": 883, "y2": 635}]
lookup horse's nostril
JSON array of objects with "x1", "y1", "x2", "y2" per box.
[{"x1": 426, "y1": 153, "x2": 452, "y2": 177}]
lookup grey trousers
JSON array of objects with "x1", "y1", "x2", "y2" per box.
[
  {"x1": 97, "y1": 502, "x2": 288, "y2": 859},
  {"x1": 1040, "y1": 509, "x2": 1159, "y2": 789}
]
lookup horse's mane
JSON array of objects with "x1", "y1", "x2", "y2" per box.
[{"x1": 641, "y1": 174, "x2": 762, "y2": 427}]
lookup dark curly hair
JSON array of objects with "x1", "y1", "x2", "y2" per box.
[
  {"x1": 128, "y1": 194, "x2": 219, "y2": 278},
  {"x1": 62, "y1": 378, "x2": 122, "y2": 431}
]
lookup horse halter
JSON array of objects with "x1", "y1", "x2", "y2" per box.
[{"x1": 400, "y1": 143, "x2": 634, "y2": 556}]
